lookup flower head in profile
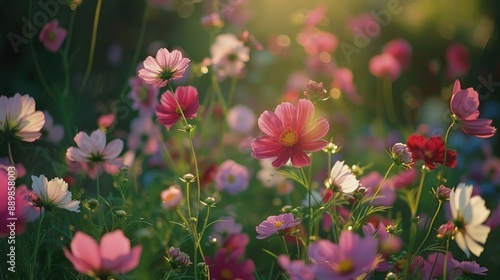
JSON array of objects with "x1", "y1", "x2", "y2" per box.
[
  {"x1": 256, "y1": 213, "x2": 300, "y2": 240},
  {"x1": 155, "y1": 86, "x2": 200, "y2": 130},
  {"x1": 406, "y1": 134, "x2": 457, "y2": 170},
  {"x1": 0, "y1": 93, "x2": 45, "y2": 143},
  {"x1": 328, "y1": 160, "x2": 359, "y2": 194},
  {"x1": 166, "y1": 247, "x2": 192, "y2": 268},
  {"x1": 63, "y1": 230, "x2": 142, "y2": 278},
  {"x1": 449, "y1": 183, "x2": 491, "y2": 257},
  {"x1": 160, "y1": 185, "x2": 183, "y2": 209},
  {"x1": 251, "y1": 99, "x2": 329, "y2": 168},
  {"x1": 30, "y1": 175, "x2": 80, "y2": 212},
  {"x1": 39, "y1": 19, "x2": 67, "y2": 53},
  {"x1": 210, "y1": 33, "x2": 250, "y2": 80},
  {"x1": 215, "y1": 160, "x2": 249, "y2": 195},
  {"x1": 138, "y1": 48, "x2": 190, "y2": 88},
  {"x1": 458, "y1": 260, "x2": 488, "y2": 276},
  {"x1": 390, "y1": 143, "x2": 413, "y2": 169},
  {"x1": 308, "y1": 230, "x2": 380, "y2": 280},
  {"x1": 450, "y1": 79, "x2": 496, "y2": 138}
]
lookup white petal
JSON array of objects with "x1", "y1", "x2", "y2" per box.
[{"x1": 454, "y1": 232, "x2": 470, "y2": 258}]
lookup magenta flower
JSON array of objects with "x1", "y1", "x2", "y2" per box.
[
  {"x1": 423, "y1": 252, "x2": 460, "y2": 279},
  {"x1": 383, "y1": 38, "x2": 412, "y2": 70},
  {"x1": 205, "y1": 248, "x2": 255, "y2": 280},
  {"x1": 155, "y1": 86, "x2": 200, "y2": 130},
  {"x1": 307, "y1": 231, "x2": 380, "y2": 280},
  {"x1": 255, "y1": 213, "x2": 300, "y2": 240},
  {"x1": 450, "y1": 79, "x2": 496, "y2": 138},
  {"x1": 215, "y1": 160, "x2": 249, "y2": 195},
  {"x1": 39, "y1": 19, "x2": 67, "y2": 53},
  {"x1": 369, "y1": 53, "x2": 401, "y2": 81},
  {"x1": 64, "y1": 230, "x2": 142, "y2": 277},
  {"x1": 222, "y1": 233, "x2": 250, "y2": 259},
  {"x1": 251, "y1": 99, "x2": 329, "y2": 168},
  {"x1": 446, "y1": 43, "x2": 470, "y2": 79},
  {"x1": 138, "y1": 48, "x2": 190, "y2": 88},
  {"x1": 278, "y1": 255, "x2": 314, "y2": 280},
  {"x1": 66, "y1": 129, "x2": 124, "y2": 178},
  {"x1": 458, "y1": 260, "x2": 488, "y2": 276}
]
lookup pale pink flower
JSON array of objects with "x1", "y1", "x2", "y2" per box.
[
  {"x1": 0, "y1": 93, "x2": 45, "y2": 142},
  {"x1": 308, "y1": 230, "x2": 380, "y2": 279},
  {"x1": 278, "y1": 255, "x2": 314, "y2": 280},
  {"x1": 449, "y1": 183, "x2": 491, "y2": 257},
  {"x1": 210, "y1": 33, "x2": 250, "y2": 80},
  {"x1": 450, "y1": 79, "x2": 496, "y2": 138},
  {"x1": 39, "y1": 19, "x2": 67, "y2": 53},
  {"x1": 160, "y1": 185, "x2": 182, "y2": 209},
  {"x1": 251, "y1": 99, "x2": 329, "y2": 168},
  {"x1": 297, "y1": 29, "x2": 338, "y2": 56},
  {"x1": 328, "y1": 160, "x2": 359, "y2": 194},
  {"x1": 215, "y1": 160, "x2": 249, "y2": 195},
  {"x1": 346, "y1": 13, "x2": 377, "y2": 37},
  {"x1": 64, "y1": 230, "x2": 142, "y2": 277},
  {"x1": 128, "y1": 116, "x2": 160, "y2": 155},
  {"x1": 383, "y1": 38, "x2": 412, "y2": 70},
  {"x1": 226, "y1": 105, "x2": 256, "y2": 134},
  {"x1": 255, "y1": 213, "x2": 300, "y2": 239},
  {"x1": 155, "y1": 86, "x2": 200, "y2": 130},
  {"x1": 97, "y1": 113, "x2": 115, "y2": 129},
  {"x1": 369, "y1": 53, "x2": 401, "y2": 80},
  {"x1": 30, "y1": 175, "x2": 80, "y2": 213},
  {"x1": 304, "y1": 5, "x2": 327, "y2": 27},
  {"x1": 446, "y1": 43, "x2": 470, "y2": 79},
  {"x1": 129, "y1": 64, "x2": 160, "y2": 116},
  {"x1": 43, "y1": 110, "x2": 64, "y2": 143},
  {"x1": 331, "y1": 68, "x2": 362, "y2": 105},
  {"x1": 138, "y1": 48, "x2": 190, "y2": 88},
  {"x1": 66, "y1": 129, "x2": 124, "y2": 178},
  {"x1": 201, "y1": 12, "x2": 224, "y2": 28}
]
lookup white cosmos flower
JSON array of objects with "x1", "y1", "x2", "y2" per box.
[
  {"x1": 328, "y1": 160, "x2": 359, "y2": 194},
  {"x1": 0, "y1": 93, "x2": 45, "y2": 142},
  {"x1": 31, "y1": 175, "x2": 80, "y2": 213},
  {"x1": 450, "y1": 183, "x2": 490, "y2": 257}
]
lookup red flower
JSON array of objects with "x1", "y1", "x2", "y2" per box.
[
  {"x1": 406, "y1": 134, "x2": 457, "y2": 170},
  {"x1": 206, "y1": 248, "x2": 255, "y2": 280}
]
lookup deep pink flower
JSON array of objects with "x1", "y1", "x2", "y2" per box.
[
  {"x1": 138, "y1": 48, "x2": 190, "y2": 88},
  {"x1": 446, "y1": 43, "x2": 470, "y2": 79},
  {"x1": 383, "y1": 38, "x2": 412, "y2": 70},
  {"x1": 215, "y1": 160, "x2": 249, "y2": 195},
  {"x1": 155, "y1": 86, "x2": 200, "y2": 130},
  {"x1": 255, "y1": 213, "x2": 300, "y2": 240},
  {"x1": 308, "y1": 230, "x2": 380, "y2": 280},
  {"x1": 97, "y1": 113, "x2": 115, "y2": 129},
  {"x1": 450, "y1": 80, "x2": 496, "y2": 138},
  {"x1": 64, "y1": 230, "x2": 142, "y2": 277},
  {"x1": 222, "y1": 233, "x2": 249, "y2": 259},
  {"x1": 251, "y1": 99, "x2": 329, "y2": 168},
  {"x1": 331, "y1": 68, "x2": 362, "y2": 105},
  {"x1": 205, "y1": 248, "x2": 255, "y2": 280},
  {"x1": 278, "y1": 255, "x2": 314, "y2": 280},
  {"x1": 39, "y1": 19, "x2": 67, "y2": 53},
  {"x1": 458, "y1": 260, "x2": 488, "y2": 276},
  {"x1": 369, "y1": 53, "x2": 401, "y2": 80}
]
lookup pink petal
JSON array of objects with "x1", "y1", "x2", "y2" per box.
[
  {"x1": 66, "y1": 147, "x2": 88, "y2": 162},
  {"x1": 64, "y1": 249, "x2": 97, "y2": 275},
  {"x1": 299, "y1": 139, "x2": 329, "y2": 152},
  {"x1": 295, "y1": 99, "x2": 314, "y2": 134},
  {"x1": 274, "y1": 102, "x2": 296, "y2": 129},
  {"x1": 272, "y1": 149, "x2": 293, "y2": 168},
  {"x1": 74, "y1": 131, "x2": 93, "y2": 154},
  {"x1": 69, "y1": 232, "x2": 102, "y2": 272},
  {"x1": 100, "y1": 230, "x2": 131, "y2": 271},
  {"x1": 258, "y1": 111, "x2": 284, "y2": 138},
  {"x1": 102, "y1": 139, "x2": 123, "y2": 160},
  {"x1": 300, "y1": 118, "x2": 329, "y2": 142},
  {"x1": 251, "y1": 136, "x2": 285, "y2": 158},
  {"x1": 90, "y1": 130, "x2": 107, "y2": 153},
  {"x1": 290, "y1": 147, "x2": 311, "y2": 167},
  {"x1": 113, "y1": 246, "x2": 142, "y2": 273}
]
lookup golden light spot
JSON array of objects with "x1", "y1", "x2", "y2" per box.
[
  {"x1": 273, "y1": 221, "x2": 284, "y2": 228},
  {"x1": 277, "y1": 35, "x2": 291, "y2": 47},
  {"x1": 200, "y1": 66, "x2": 208, "y2": 74},
  {"x1": 319, "y1": 52, "x2": 331, "y2": 63},
  {"x1": 221, "y1": 269, "x2": 233, "y2": 279},
  {"x1": 337, "y1": 259, "x2": 354, "y2": 274},
  {"x1": 330, "y1": 88, "x2": 341, "y2": 99},
  {"x1": 279, "y1": 128, "x2": 298, "y2": 147}
]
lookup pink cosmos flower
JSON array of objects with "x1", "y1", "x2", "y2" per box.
[
  {"x1": 297, "y1": 29, "x2": 338, "y2": 56},
  {"x1": 256, "y1": 213, "x2": 300, "y2": 240},
  {"x1": 458, "y1": 260, "x2": 488, "y2": 276},
  {"x1": 446, "y1": 43, "x2": 470, "y2": 79},
  {"x1": 66, "y1": 129, "x2": 124, "y2": 178},
  {"x1": 129, "y1": 64, "x2": 160, "y2": 116},
  {"x1": 308, "y1": 230, "x2": 380, "y2": 280},
  {"x1": 346, "y1": 13, "x2": 377, "y2": 37},
  {"x1": 226, "y1": 105, "x2": 256, "y2": 134},
  {"x1": 160, "y1": 185, "x2": 182, "y2": 209},
  {"x1": 278, "y1": 255, "x2": 314, "y2": 280},
  {"x1": 128, "y1": 116, "x2": 160, "y2": 155},
  {"x1": 205, "y1": 248, "x2": 255, "y2": 280},
  {"x1": 251, "y1": 99, "x2": 329, "y2": 168},
  {"x1": 64, "y1": 230, "x2": 142, "y2": 277},
  {"x1": 0, "y1": 93, "x2": 45, "y2": 142},
  {"x1": 331, "y1": 68, "x2": 362, "y2": 105},
  {"x1": 450, "y1": 80, "x2": 496, "y2": 138},
  {"x1": 383, "y1": 38, "x2": 412, "y2": 70},
  {"x1": 138, "y1": 48, "x2": 190, "y2": 88},
  {"x1": 210, "y1": 33, "x2": 250, "y2": 80},
  {"x1": 42, "y1": 110, "x2": 64, "y2": 143},
  {"x1": 39, "y1": 19, "x2": 67, "y2": 53},
  {"x1": 155, "y1": 86, "x2": 200, "y2": 130},
  {"x1": 221, "y1": 233, "x2": 250, "y2": 259},
  {"x1": 97, "y1": 113, "x2": 115, "y2": 129},
  {"x1": 215, "y1": 160, "x2": 249, "y2": 195},
  {"x1": 369, "y1": 53, "x2": 402, "y2": 81},
  {"x1": 304, "y1": 5, "x2": 327, "y2": 27}
]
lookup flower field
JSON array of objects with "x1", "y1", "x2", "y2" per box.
[{"x1": 1, "y1": 1, "x2": 500, "y2": 279}]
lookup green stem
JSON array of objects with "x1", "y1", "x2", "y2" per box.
[
  {"x1": 96, "y1": 168, "x2": 103, "y2": 235},
  {"x1": 282, "y1": 236, "x2": 290, "y2": 256},
  {"x1": 210, "y1": 74, "x2": 228, "y2": 116},
  {"x1": 437, "y1": 121, "x2": 455, "y2": 185},
  {"x1": 300, "y1": 168, "x2": 312, "y2": 247},
  {"x1": 7, "y1": 141, "x2": 15, "y2": 166},
  {"x1": 226, "y1": 76, "x2": 238, "y2": 108},
  {"x1": 185, "y1": 180, "x2": 192, "y2": 219},
  {"x1": 382, "y1": 77, "x2": 398, "y2": 126},
  {"x1": 81, "y1": 0, "x2": 103, "y2": 91},
  {"x1": 443, "y1": 239, "x2": 450, "y2": 280},
  {"x1": 415, "y1": 200, "x2": 442, "y2": 255},
  {"x1": 30, "y1": 210, "x2": 45, "y2": 280}
]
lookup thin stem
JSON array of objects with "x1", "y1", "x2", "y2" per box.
[
  {"x1": 282, "y1": 236, "x2": 290, "y2": 256},
  {"x1": 368, "y1": 162, "x2": 395, "y2": 206},
  {"x1": 382, "y1": 77, "x2": 398, "y2": 126},
  {"x1": 437, "y1": 121, "x2": 455, "y2": 185},
  {"x1": 30, "y1": 209, "x2": 45, "y2": 280},
  {"x1": 96, "y1": 167, "x2": 103, "y2": 234},
  {"x1": 300, "y1": 167, "x2": 312, "y2": 247},
  {"x1": 62, "y1": 9, "x2": 77, "y2": 98},
  {"x1": 185, "y1": 181, "x2": 192, "y2": 219},
  {"x1": 81, "y1": 0, "x2": 103, "y2": 91},
  {"x1": 210, "y1": 74, "x2": 228, "y2": 116},
  {"x1": 226, "y1": 76, "x2": 238, "y2": 108},
  {"x1": 415, "y1": 200, "x2": 443, "y2": 255},
  {"x1": 443, "y1": 239, "x2": 450, "y2": 280},
  {"x1": 7, "y1": 142, "x2": 15, "y2": 166}
]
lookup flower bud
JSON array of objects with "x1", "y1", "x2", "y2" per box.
[
  {"x1": 391, "y1": 143, "x2": 413, "y2": 169},
  {"x1": 167, "y1": 247, "x2": 192, "y2": 268},
  {"x1": 435, "y1": 185, "x2": 451, "y2": 201},
  {"x1": 304, "y1": 80, "x2": 329, "y2": 101},
  {"x1": 437, "y1": 221, "x2": 457, "y2": 239}
]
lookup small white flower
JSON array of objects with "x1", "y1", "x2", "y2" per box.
[
  {"x1": 0, "y1": 93, "x2": 45, "y2": 142},
  {"x1": 328, "y1": 160, "x2": 359, "y2": 194},
  {"x1": 31, "y1": 175, "x2": 80, "y2": 213},
  {"x1": 450, "y1": 183, "x2": 490, "y2": 257}
]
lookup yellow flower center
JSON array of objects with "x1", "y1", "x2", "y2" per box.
[
  {"x1": 273, "y1": 221, "x2": 284, "y2": 228},
  {"x1": 337, "y1": 259, "x2": 354, "y2": 274},
  {"x1": 227, "y1": 174, "x2": 235, "y2": 183},
  {"x1": 221, "y1": 269, "x2": 232, "y2": 279},
  {"x1": 279, "y1": 128, "x2": 298, "y2": 147}
]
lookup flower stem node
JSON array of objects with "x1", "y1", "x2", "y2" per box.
[
  {"x1": 189, "y1": 217, "x2": 198, "y2": 223},
  {"x1": 281, "y1": 205, "x2": 293, "y2": 213},
  {"x1": 180, "y1": 124, "x2": 196, "y2": 133},
  {"x1": 181, "y1": 173, "x2": 196, "y2": 183},
  {"x1": 204, "y1": 197, "x2": 216, "y2": 206}
]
